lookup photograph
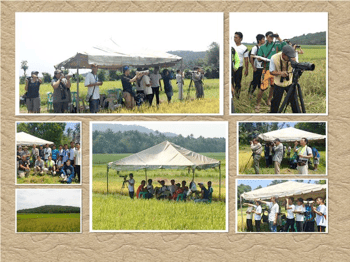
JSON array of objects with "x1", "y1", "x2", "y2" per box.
[
  {"x1": 16, "y1": 122, "x2": 81, "y2": 184},
  {"x1": 16, "y1": 12, "x2": 223, "y2": 115},
  {"x1": 230, "y1": 12, "x2": 327, "y2": 114},
  {"x1": 237, "y1": 179, "x2": 328, "y2": 233},
  {"x1": 90, "y1": 121, "x2": 227, "y2": 231},
  {"x1": 16, "y1": 189, "x2": 81, "y2": 233},
  {"x1": 238, "y1": 122, "x2": 327, "y2": 175}
]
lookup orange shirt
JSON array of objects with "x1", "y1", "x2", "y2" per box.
[{"x1": 136, "y1": 185, "x2": 146, "y2": 199}]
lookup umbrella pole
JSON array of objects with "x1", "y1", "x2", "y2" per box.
[
  {"x1": 219, "y1": 162, "x2": 221, "y2": 201},
  {"x1": 241, "y1": 196, "x2": 244, "y2": 232},
  {"x1": 76, "y1": 68, "x2": 79, "y2": 113},
  {"x1": 106, "y1": 165, "x2": 109, "y2": 194}
]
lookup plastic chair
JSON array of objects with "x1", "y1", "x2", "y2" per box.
[
  {"x1": 139, "y1": 192, "x2": 148, "y2": 199},
  {"x1": 47, "y1": 92, "x2": 53, "y2": 112},
  {"x1": 176, "y1": 193, "x2": 186, "y2": 202}
]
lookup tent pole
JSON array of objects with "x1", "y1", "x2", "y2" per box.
[
  {"x1": 219, "y1": 162, "x2": 221, "y2": 201},
  {"x1": 181, "y1": 58, "x2": 184, "y2": 98},
  {"x1": 192, "y1": 169, "x2": 195, "y2": 181},
  {"x1": 76, "y1": 68, "x2": 79, "y2": 113},
  {"x1": 240, "y1": 196, "x2": 243, "y2": 232},
  {"x1": 106, "y1": 165, "x2": 109, "y2": 194},
  {"x1": 145, "y1": 169, "x2": 147, "y2": 182}
]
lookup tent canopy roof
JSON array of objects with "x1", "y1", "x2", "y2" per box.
[
  {"x1": 258, "y1": 127, "x2": 326, "y2": 142},
  {"x1": 241, "y1": 181, "x2": 327, "y2": 201},
  {"x1": 17, "y1": 132, "x2": 54, "y2": 146},
  {"x1": 108, "y1": 141, "x2": 220, "y2": 171},
  {"x1": 55, "y1": 38, "x2": 182, "y2": 70}
]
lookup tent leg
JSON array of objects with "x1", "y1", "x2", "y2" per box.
[
  {"x1": 241, "y1": 196, "x2": 243, "y2": 232},
  {"x1": 106, "y1": 165, "x2": 109, "y2": 195},
  {"x1": 76, "y1": 68, "x2": 79, "y2": 113},
  {"x1": 219, "y1": 162, "x2": 221, "y2": 201},
  {"x1": 192, "y1": 169, "x2": 195, "y2": 181},
  {"x1": 145, "y1": 169, "x2": 147, "y2": 182}
]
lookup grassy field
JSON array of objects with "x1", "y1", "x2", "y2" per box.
[
  {"x1": 238, "y1": 145, "x2": 326, "y2": 175},
  {"x1": 17, "y1": 170, "x2": 79, "y2": 184},
  {"x1": 233, "y1": 45, "x2": 326, "y2": 114},
  {"x1": 19, "y1": 78, "x2": 220, "y2": 114},
  {"x1": 92, "y1": 152, "x2": 227, "y2": 230},
  {"x1": 17, "y1": 213, "x2": 80, "y2": 232}
]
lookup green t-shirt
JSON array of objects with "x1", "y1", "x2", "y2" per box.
[{"x1": 257, "y1": 41, "x2": 287, "y2": 69}]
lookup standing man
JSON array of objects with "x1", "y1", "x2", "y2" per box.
[
  {"x1": 140, "y1": 68, "x2": 153, "y2": 106},
  {"x1": 285, "y1": 197, "x2": 295, "y2": 232},
  {"x1": 51, "y1": 70, "x2": 71, "y2": 113},
  {"x1": 304, "y1": 198, "x2": 315, "y2": 232},
  {"x1": 231, "y1": 47, "x2": 240, "y2": 113},
  {"x1": 259, "y1": 196, "x2": 279, "y2": 232},
  {"x1": 127, "y1": 173, "x2": 135, "y2": 199},
  {"x1": 74, "y1": 143, "x2": 81, "y2": 183},
  {"x1": 312, "y1": 197, "x2": 327, "y2": 232},
  {"x1": 121, "y1": 66, "x2": 138, "y2": 110},
  {"x1": 257, "y1": 32, "x2": 287, "y2": 108},
  {"x1": 69, "y1": 141, "x2": 76, "y2": 167},
  {"x1": 250, "y1": 138, "x2": 262, "y2": 174},
  {"x1": 269, "y1": 45, "x2": 299, "y2": 113},
  {"x1": 25, "y1": 71, "x2": 42, "y2": 113},
  {"x1": 295, "y1": 138, "x2": 313, "y2": 175},
  {"x1": 312, "y1": 147, "x2": 321, "y2": 171},
  {"x1": 150, "y1": 66, "x2": 163, "y2": 105},
  {"x1": 31, "y1": 144, "x2": 39, "y2": 168},
  {"x1": 176, "y1": 70, "x2": 184, "y2": 100},
  {"x1": 43, "y1": 144, "x2": 51, "y2": 163},
  {"x1": 85, "y1": 63, "x2": 103, "y2": 113},
  {"x1": 51, "y1": 145, "x2": 59, "y2": 163},
  {"x1": 294, "y1": 198, "x2": 305, "y2": 232},
  {"x1": 232, "y1": 32, "x2": 249, "y2": 99},
  {"x1": 192, "y1": 67, "x2": 205, "y2": 98},
  {"x1": 272, "y1": 138, "x2": 283, "y2": 174}
]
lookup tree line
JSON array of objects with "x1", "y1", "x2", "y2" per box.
[{"x1": 92, "y1": 129, "x2": 225, "y2": 154}]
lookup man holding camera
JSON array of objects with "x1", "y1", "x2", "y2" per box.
[
  {"x1": 192, "y1": 67, "x2": 205, "y2": 99},
  {"x1": 272, "y1": 138, "x2": 283, "y2": 174},
  {"x1": 250, "y1": 138, "x2": 262, "y2": 174},
  {"x1": 259, "y1": 196, "x2": 279, "y2": 232},
  {"x1": 25, "y1": 71, "x2": 42, "y2": 113},
  {"x1": 257, "y1": 32, "x2": 287, "y2": 109},
  {"x1": 51, "y1": 70, "x2": 71, "y2": 113},
  {"x1": 295, "y1": 138, "x2": 312, "y2": 175},
  {"x1": 85, "y1": 63, "x2": 103, "y2": 113}
]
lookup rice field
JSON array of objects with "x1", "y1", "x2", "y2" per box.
[{"x1": 17, "y1": 171, "x2": 79, "y2": 184}]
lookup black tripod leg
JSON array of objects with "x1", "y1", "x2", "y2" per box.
[
  {"x1": 278, "y1": 85, "x2": 295, "y2": 113},
  {"x1": 297, "y1": 83, "x2": 306, "y2": 113},
  {"x1": 293, "y1": 87, "x2": 301, "y2": 113}
]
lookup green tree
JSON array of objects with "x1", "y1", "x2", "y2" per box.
[
  {"x1": 294, "y1": 122, "x2": 326, "y2": 135},
  {"x1": 97, "y1": 69, "x2": 107, "y2": 82},
  {"x1": 42, "y1": 72, "x2": 52, "y2": 83},
  {"x1": 21, "y1": 60, "x2": 28, "y2": 77},
  {"x1": 254, "y1": 185, "x2": 262, "y2": 190},
  {"x1": 206, "y1": 42, "x2": 219, "y2": 69},
  {"x1": 17, "y1": 123, "x2": 66, "y2": 146}
]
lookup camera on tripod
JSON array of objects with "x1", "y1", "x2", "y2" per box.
[
  {"x1": 119, "y1": 175, "x2": 128, "y2": 181},
  {"x1": 291, "y1": 60, "x2": 315, "y2": 71}
]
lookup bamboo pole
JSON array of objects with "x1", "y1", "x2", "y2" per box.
[
  {"x1": 241, "y1": 196, "x2": 244, "y2": 232},
  {"x1": 219, "y1": 162, "x2": 221, "y2": 201},
  {"x1": 106, "y1": 165, "x2": 109, "y2": 194}
]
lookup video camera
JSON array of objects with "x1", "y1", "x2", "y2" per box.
[
  {"x1": 119, "y1": 175, "x2": 128, "y2": 181},
  {"x1": 290, "y1": 60, "x2": 315, "y2": 71}
]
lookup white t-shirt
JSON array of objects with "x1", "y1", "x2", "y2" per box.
[
  {"x1": 316, "y1": 204, "x2": 327, "y2": 226},
  {"x1": 74, "y1": 149, "x2": 81, "y2": 165},
  {"x1": 69, "y1": 148, "x2": 75, "y2": 161},
  {"x1": 295, "y1": 51, "x2": 299, "y2": 62},
  {"x1": 169, "y1": 185, "x2": 176, "y2": 195},
  {"x1": 233, "y1": 44, "x2": 249, "y2": 67},
  {"x1": 176, "y1": 74, "x2": 183, "y2": 85},
  {"x1": 149, "y1": 73, "x2": 162, "y2": 88},
  {"x1": 246, "y1": 206, "x2": 254, "y2": 220},
  {"x1": 141, "y1": 75, "x2": 152, "y2": 95},
  {"x1": 251, "y1": 45, "x2": 263, "y2": 69},
  {"x1": 128, "y1": 178, "x2": 135, "y2": 192},
  {"x1": 254, "y1": 205, "x2": 262, "y2": 221},
  {"x1": 295, "y1": 205, "x2": 305, "y2": 221},
  {"x1": 286, "y1": 204, "x2": 295, "y2": 219},
  {"x1": 56, "y1": 160, "x2": 63, "y2": 168},
  {"x1": 44, "y1": 148, "x2": 51, "y2": 159},
  {"x1": 84, "y1": 72, "x2": 100, "y2": 100},
  {"x1": 297, "y1": 146, "x2": 312, "y2": 163},
  {"x1": 267, "y1": 202, "x2": 279, "y2": 222}
]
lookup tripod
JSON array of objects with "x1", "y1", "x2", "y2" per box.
[
  {"x1": 120, "y1": 179, "x2": 128, "y2": 194},
  {"x1": 278, "y1": 69, "x2": 306, "y2": 113},
  {"x1": 243, "y1": 154, "x2": 253, "y2": 173},
  {"x1": 186, "y1": 77, "x2": 194, "y2": 100}
]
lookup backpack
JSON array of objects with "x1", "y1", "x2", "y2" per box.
[{"x1": 248, "y1": 45, "x2": 259, "y2": 58}]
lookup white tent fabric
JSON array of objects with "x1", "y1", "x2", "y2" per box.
[
  {"x1": 16, "y1": 132, "x2": 54, "y2": 146},
  {"x1": 55, "y1": 38, "x2": 182, "y2": 70},
  {"x1": 241, "y1": 181, "x2": 327, "y2": 201},
  {"x1": 258, "y1": 127, "x2": 326, "y2": 142},
  {"x1": 108, "y1": 141, "x2": 220, "y2": 171}
]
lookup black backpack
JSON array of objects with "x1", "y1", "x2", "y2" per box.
[{"x1": 248, "y1": 45, "x2": 259, "y2": 58}]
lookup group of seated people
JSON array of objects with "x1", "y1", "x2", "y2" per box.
[{"x1": 132, "y1": 176, "x2": 213, "y2": 202}]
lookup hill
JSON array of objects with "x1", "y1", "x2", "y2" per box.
[
  {"x1": 167, "y1": 50, "x2": 206, "y2": 68},
  {"x1": 17, "y1": 205, "x2": 80, "y2": 214},
  {"x1": 92, "y1": 124, "x2": 178, "y2": 137},
  {"x1": 288, "y1": 31, "x2": 326, "y2": 45}
]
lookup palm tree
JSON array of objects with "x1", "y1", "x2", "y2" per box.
[{"x1": 66, "y1": 128, "x2": 73, "y2": 140}]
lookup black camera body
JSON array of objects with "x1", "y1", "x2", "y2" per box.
[
  {"x1": 295, "y1": 45, "x2": 301, "y2": 48},
  {"x1": 291, "y1": 60, "x2": 315, "y2": 71},
  {"x1": 119, "y1": 175, "x2": 128, "y2": 181}
]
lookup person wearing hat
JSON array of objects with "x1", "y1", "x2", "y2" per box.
[
  {"x1": 121, "y1": 66, "x2": 138, "y2": 110},
  {"x1": 192, "y1": 67, "x2": 205, "y2": 99},
  {"x1": 272, "y1": 138, "x2": 284, "y2": 174},
  {"x1": 51, "y1": 69, "x2": 71, "y2": 113},
  {"x1": 25, "y1": 71, "x2": 42, "y2": 113},
  {"x1": 269, "y1": 45, "x2": 299, "y2": 113},
  {"x1": 250, "y1": 137, "x2": 262, "y2": 174},
  {"x1": 84, "y1": 63, "x2": 103, "y2": 113}
]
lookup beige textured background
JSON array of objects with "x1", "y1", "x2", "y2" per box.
[{"x1": 1, "y1": 1, "x2": 350, "y2": 262}]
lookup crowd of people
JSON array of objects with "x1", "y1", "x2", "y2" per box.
[
  {"x1": 250, "y1": 137, "x2": 321, "y2": 175},
  {"x1": 243, "y1": 196, "x2": 327, "y2": 232},
  {"x1": 231, "y1": 31, "x2": 304, "y2": 113},
  {"x1": 23, "y1": 63, "x2": 206, "y2": 114},
  {"x1": 124, "y1": 174, "x2": 213, "y2": 203},
  {"x1": 17, "y1": 141, "x2": 81, "y2": 184}
]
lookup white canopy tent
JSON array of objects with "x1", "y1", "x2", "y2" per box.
[
  {"x1": 106, "y1": 141, "x2": 222, "y2": 197},
  {"x1": 54, "y1": 38, "x2": 183, "y2": 112},
  {"x1": 16, "y1": 132, "x2": 54, "y2": 146},
  {"x1": 239, "y1": 181, "x2": 327, "y2": 231},
  {"x1": 258, "y1": 127, "x2": 326, "y2": 142}
]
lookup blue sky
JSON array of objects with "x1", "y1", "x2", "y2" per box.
[
  {"x1": 237, "y1": 180, "x2": 320, "y2": 190},
  {"x1": 64, "y1": 122, "x2": 79, "y2": 133}
]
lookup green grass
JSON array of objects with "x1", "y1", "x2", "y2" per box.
[
  {"x1": 233, "y1": 45, "x2": 326, "y2": 114},
  {"x1": 238, "y1": 145, "x2": 326, "y2": 175},
  {"x1": 17, "y1": 213, "x2": 80, "y2": 232},
  {"x1": 92, "y1": 152, "x2": 227, "y2": 230},
  {"x1": 92, "y1": 193, "x2": 226, "y2": 231},
  {"x1": 19, "y1": 79, "x2": 220, "y2": 114},
  {"x1": 17, "y1": 170, "x2": 79, "y2": 184}
]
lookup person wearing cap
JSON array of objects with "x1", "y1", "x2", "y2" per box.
[
  {"x1": 272, "y1": 138, "x2": 284, "y2": 174},
  {"x1": 250, "y1": 138, "x2": 262, "y2": 174},
  {"x1": 18, "y1": 155, "x2": 30, "y2": 178},
  {"x1": 25, "y1": 71, "x2": 42, "y2": 113},
  {"x1": 259, "y1": 196, "x2": 279, "y2": 232},
  {"x1": 269, "y1": 45, "x2": 299, "y2": 113},
  {"x1": 121, "y1": 66, "x2": 138, "y2": 110},
  {"x1": 194, "y1": 182, "x2": 209, "y2": 203},
  {"x1": 84, "y1": 64, "x2": 103, "y2": 113},
  {"x1": 192, "y1": 67, "x2": 205, "y2": 99},
  {"x1": 257, "y1": 32, "x2": 287, "y2": 108},
  {"x1": 150, "y1": 66, "x2": 163, "y2": 106},
  {"x1": 295, "y1": 138, "x2": 313, "y2": 175},
  {"x1": 51, "y1": 69, "x2": 71, "y2": 113}
]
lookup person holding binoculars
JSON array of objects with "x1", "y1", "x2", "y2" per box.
[{"x1": 51, "y1": 69, "x2": 71, "y2": 113}]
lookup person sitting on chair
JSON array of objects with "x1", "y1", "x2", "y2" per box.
[
  {"x1": 194, "y1": 183, "x2": 209, "y2": 203},
  {"x1": 146, "y1": 179, "x2": 154, "y2": 199},
  {"x1": 172, "y1": 183, "x2": 183, "y2": 200},
  {"x1": 136, "y1": 180, "x2": 147, "y2": 199},
  {"x1": 156, "y1": 180, "x2": 169, "y2": 200}
]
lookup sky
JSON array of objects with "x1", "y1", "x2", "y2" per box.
[
  {"x1": 64, "y1": 122, "x2": 79, "y2": 133},
  {"x1": 230, "y1": 12, "x2": 327, "y2": 44},
  {"x1": 16, "y1": 189, "x2": 81, "y2": 211},
  {"x1": 93, "y1": 121, "x2": 227, "y2": 138},
  {"x1": 237, "y1": 180, "x2": 320, "y2": 190},
  {"x1": 16, "y1": 12, "x2": 223, "y2": 76}
]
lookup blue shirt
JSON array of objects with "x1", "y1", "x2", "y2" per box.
[
  {"x1": 52, "y1": 149, "x2": 59, "y2": 160},
  {"x1": 61, "y1": 149, "x2": 69, "y2": 163},
  {"x1": 312, "y1": 148, "x2": 320, "y2": 158},
  {"x1": 201, "y1": 186, "x2": 209, "y2": 199}
]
